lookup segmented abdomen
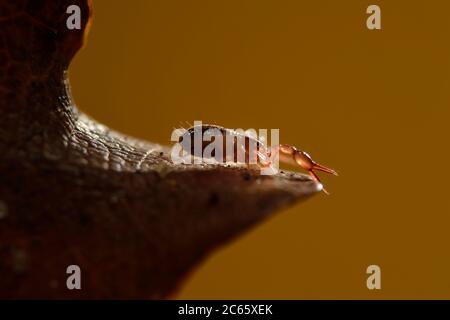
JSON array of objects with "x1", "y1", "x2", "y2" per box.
[{"x1": 180, "y1": 124, "x2": 264, "y2": 164}]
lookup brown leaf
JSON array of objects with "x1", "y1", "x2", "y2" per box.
[{"x1": 0, "y1": 0, "x2": 320, "y2": 298}]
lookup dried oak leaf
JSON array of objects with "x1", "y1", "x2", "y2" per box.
[{"x1": 0, "y1": 0, "x2": 320, "y2": 299}]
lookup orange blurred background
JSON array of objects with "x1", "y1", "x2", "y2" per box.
[{"x1": 69, "y1": 0, "x2": 450, "y2": 298}]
